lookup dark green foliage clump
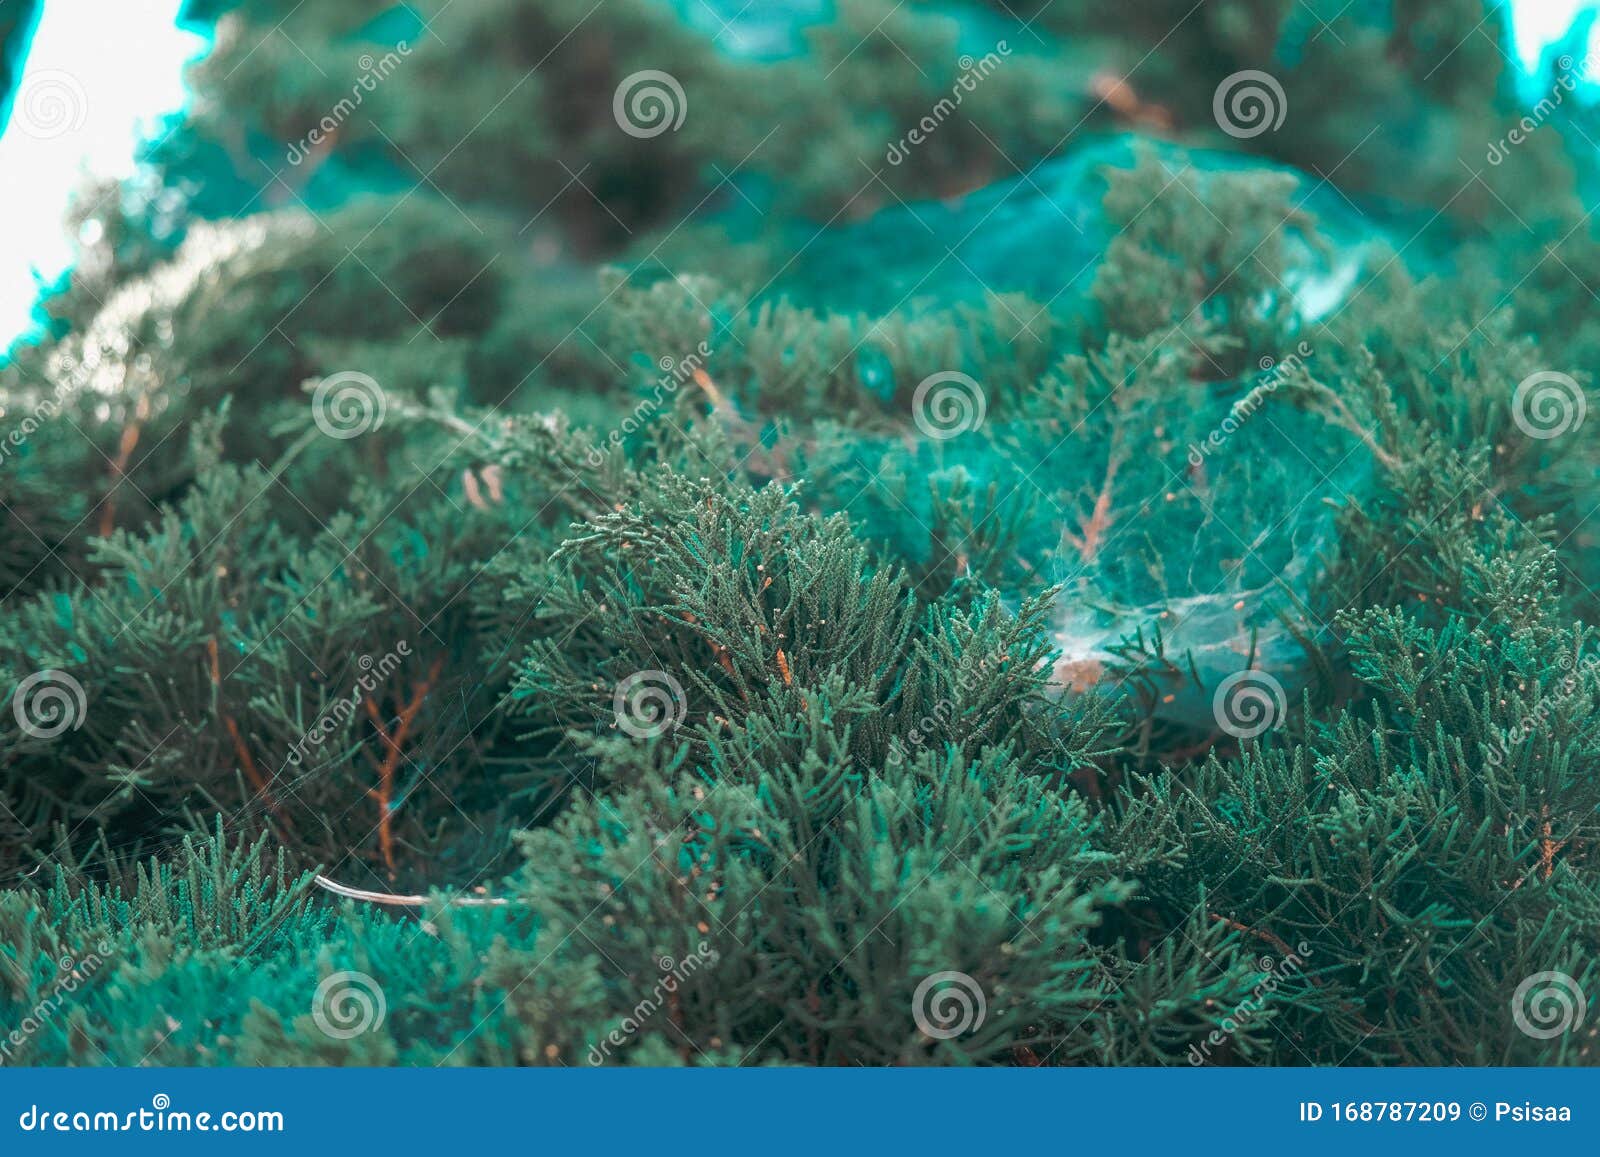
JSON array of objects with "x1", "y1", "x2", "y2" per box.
[{"x1": 1, "y1": 0, "x2": 1598, "y2": 1066}]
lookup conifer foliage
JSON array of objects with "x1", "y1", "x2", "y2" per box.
[{"x1": 1, "y1": 0, "x2": 1597, "y2": 1065}]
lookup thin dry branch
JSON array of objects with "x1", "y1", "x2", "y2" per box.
[
  {"x1": 206, "y1": 637, "x2": 293, "y2": 837},
  {"x1": 313, "y1": 873, "x2": 513, "y2": 907},
  {"x1": 364, "y1": 654, "x2": 446, "y2": 878}
]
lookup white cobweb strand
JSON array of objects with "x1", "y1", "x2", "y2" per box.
[{"x1": 1051, "y1": 589, "x2": 1311, "y2": 729}]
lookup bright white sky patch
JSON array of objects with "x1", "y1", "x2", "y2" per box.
[
  {"x1": 1505, "y1": 0, "x2": 1599, "y2": 80},
  {"x1": 0, "y1": 0, "x2": 205, "y2": 353}
]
